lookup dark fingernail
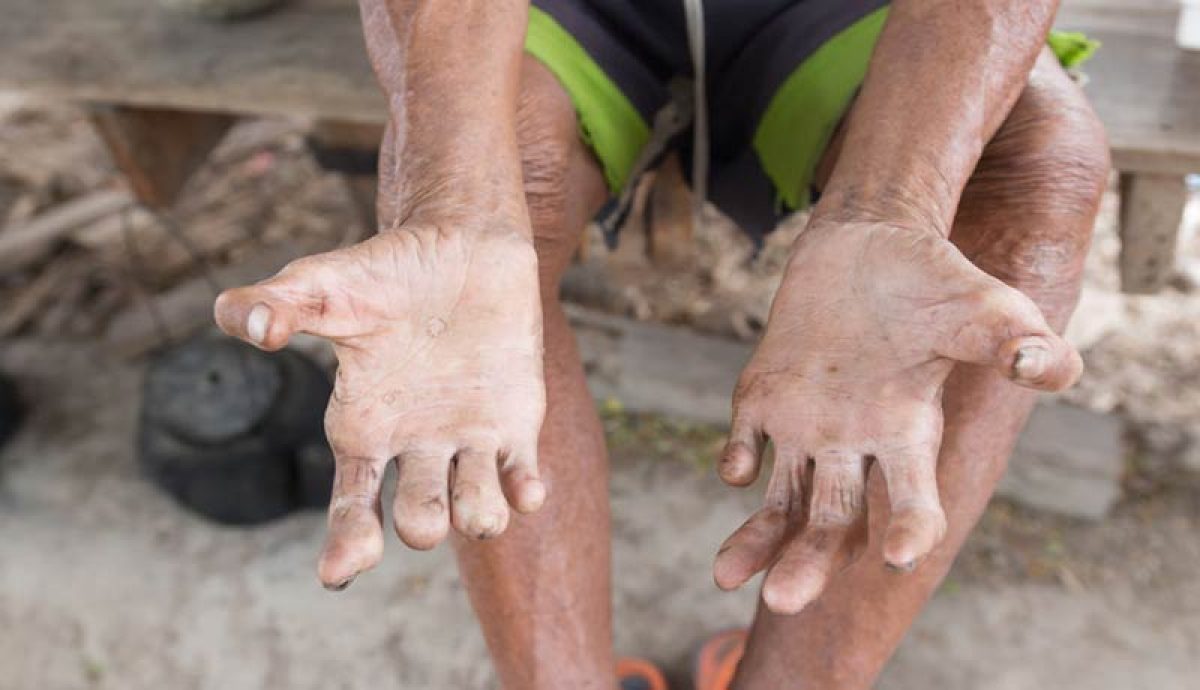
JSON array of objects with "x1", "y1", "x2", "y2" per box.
[
  {"x1": 325, "y1": 576, "x2": 356, "y2": 592},
  {"x1": 886, "y1": 559, "x2": 916, "y2": 573},
  {"x1": 1013, "y1": 345, "x2": 1048, "y2": 381}
]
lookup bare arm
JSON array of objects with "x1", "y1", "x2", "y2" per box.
[
  {"x1": 358, "y1": 0, "x2": 531, "y2": 233},
  {"x1": 815, "y1": 0, "x2": 1059, "y2": 235},
  {"x1": 715, "y1": 0, "x2": 1085, "y2": 616},
  {"x1": 217, "y1": 1, "x2": 550, "y2": 589}
]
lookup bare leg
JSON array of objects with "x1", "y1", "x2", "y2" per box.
[
  {"x1": 450, "y1": 56, "x2": 615, "y2": 690},
  {"x1": 732, "y1": 51, "x2": 1109, "y2": 688}
]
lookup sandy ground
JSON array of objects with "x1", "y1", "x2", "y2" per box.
[{"x1": 1, "y1": 338, "x2": 1198, "y2": 690}]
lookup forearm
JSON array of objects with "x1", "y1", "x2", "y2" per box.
[
  {"x1": 814, "y1": 0, "x2": 1058, "y2": 236},
  {"x1": 358, "y1": 0, "x2": 530, "y2": 232}
]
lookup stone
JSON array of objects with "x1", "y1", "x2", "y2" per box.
[{"x1": 998, "y1": 400, "x2": 1125, "y2": 520}]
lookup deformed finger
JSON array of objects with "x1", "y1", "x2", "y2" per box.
[
  {"x1": 392, "y1": 449, "x2": 452, "y2": 550},
  {"x1": 713, "y1": 506, "x2": 788, "y2": 591},
  {"x1": 451, "y1": 448, "x2": 510, "y2": 540},
  {"x1": 213, "y1": 264, "x2": 325, "y2": 351},
  {"x1": 878, "y1": 451, "x2": 946, "y2": 571},
  {"x1": 318, "y1": 454, "x2": 387, "y2": 591},
  {"x1": 499, "y1": 443, "x2": 546, "y2": 515},
  {"x1": 761, "y1": 522, "x2": 853, "y2": 615},
  {"x1": 760, "y1": 450, "x2": 865, "y2": 614},
  {"x1": 719, "y1": 411, "x2": 765, "y2": 487}
]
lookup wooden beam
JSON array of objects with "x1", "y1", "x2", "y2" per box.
[
  {"x1": 0, "y1": 0, "x2": 385, "y2": 124},
  {"x1": 0, "y1": 188, "x2": 133, "y2": 273},
  {"x1": 89, "y1": 105, "x2": 235, "y2": 208}
]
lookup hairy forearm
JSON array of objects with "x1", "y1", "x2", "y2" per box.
[
  {"x1": 814, "y1": 0, "x2": 1058, "y2": 236},
  {"x1": 358, "y1": 0, "x2": 530, "y2": 232}
]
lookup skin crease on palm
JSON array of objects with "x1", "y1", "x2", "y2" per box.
[{"x1": 210, "y1": 0, "x2": 1087, "y2": 622}]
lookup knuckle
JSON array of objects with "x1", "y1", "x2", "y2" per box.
[
  {"x1": 398, "y1": 488, "x2": 447, "y2": 518},
  {"x1": 809, "y1": 508, "x2": 856, "y2": 528},
  {"x1": 452, "y1": 481, "x2": 484, "y2": 503}
]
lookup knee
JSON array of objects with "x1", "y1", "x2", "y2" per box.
[
  {"x1": 963, "y1": 68, "x2": 1110, "y2": 303},
  {"x1": 520, "y1": 123, "x2": 575, "y2": 289},
  {"x1": 516, "y1": 58, "x2": 592, "y2": 293},
  {"x1": 992, "y1": 93, "x2": 1110, "y2": 219}
]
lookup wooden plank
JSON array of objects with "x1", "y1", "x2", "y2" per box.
[
  {"x1": 1057, "y1": 4, "x2": 1200, "y2": 173},
  {"x1": 0, "y1": 189, "x2": 133, "y2": 273},
  {"x1": 0, "y1": 255, "x2": 86, "y2": 336},
  {"x1": 0, "y1": 1, "x2": 1193, "y2": 176},
  {"x1": 997, "y1": 399, "x2": 1124, "y2": 520},
  {"x1": 0, "y1": 0, "x2": 386, "y2": 124},
  {"x1": 90, "y1": 105, "x2": 235, "y2": 208},
  {"x1": 1118, "y1": 172, "x2": 1188, "y2": 293}
]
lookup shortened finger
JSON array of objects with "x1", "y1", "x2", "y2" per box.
[
  {"x1": 499, "y1": 446, "x2": 546, "y2": 515},
  {"x1": 719, "y1": 413, "x2": 765, "y2": 487},
  {"x1": 761, "y1": 522, "x2": 852, "y2": 615},
  {"x1": 878, "y1": 451, "x2": 946, "y2": 570},
  {"x1": 807, "y1": 449, "x2": 866, "y2": 527},
  {"x1": 214, "y1": 271, "x2": 320, "y2": 351},
  {"x1": 451, "y1": 448, "x2": 510, "y2": 540},
  {"x1": 392, "y1": 450, "x2": 452, "y2": 550},
  {"x1": 883, "y1": 504, "x2": 947, "y2": 572},
  {"x1": 713, "y1": 507, "x2": 789, "y2": 591},
  {"x1": 318, "y1": 454, "x2": 387, "y2": 590}
]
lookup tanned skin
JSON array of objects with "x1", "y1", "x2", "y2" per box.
[
  {"x1": 216, "y1": 0, "x2": 545, "y2": 589},
  {"x1": 215, "y1": 0, "x2": 1109, "y2": 687},
  {"x1": 714, "y1": 0, "x2": 1079, "y2": 614}
]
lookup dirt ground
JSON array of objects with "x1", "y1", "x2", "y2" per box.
[{"x1": 1, "y1": 100, "x2": 1199, "y2": 689}]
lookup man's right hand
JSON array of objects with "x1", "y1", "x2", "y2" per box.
[{"x1": 214, "y1": 225, "x2": 547, "y2": 590}]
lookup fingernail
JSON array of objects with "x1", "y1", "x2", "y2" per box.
[
  {"x1": 886, "y1": 559, "x2": 917, "y2": 573},
  {"x1": 247, "y1": 303, "x2": 272, "y2": 344},
  {"x1": 1013, "y1": 345, "x2": 1048, "y2": 381},
  {"x1": 325, "y1": 576, "x2": 355, "y2": 592}
]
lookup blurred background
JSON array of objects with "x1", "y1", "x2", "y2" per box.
[{"x1": 0, "y1": 0, "x2": 1197, "y2": 688}]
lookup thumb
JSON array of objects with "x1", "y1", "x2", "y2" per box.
[
  {"x1": 998, "y1": 333, "x2": 1083, "y2": 392},
  {"x1": 213, "y1": 265, "x2": 323, "y2": 351},
  {"x1": 938, "y1": 287, "x2": 1082, "y2": 392}
]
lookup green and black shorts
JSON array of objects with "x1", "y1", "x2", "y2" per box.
[{"x1": 525, "y1": 0, "x2": 1096, "y2": 242}]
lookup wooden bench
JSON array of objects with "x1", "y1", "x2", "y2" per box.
[
  {"x1": 1, "y1": 0, "x2": 1196, "y2": 293},
  {"x1": 1059, "y1": 1, "x2": 1200, "y2": 292}
]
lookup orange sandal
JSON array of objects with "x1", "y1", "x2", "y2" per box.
[
  {"x1": 618, "y1": 657, "x2": 670, "y2": 690},
  {"x1": 692, "y1": 629, "x2": 748, "y2": 690}
]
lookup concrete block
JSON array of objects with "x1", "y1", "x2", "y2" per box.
[{"x1": 998, "y1": 401, "x2": 1125, "y2": 520}]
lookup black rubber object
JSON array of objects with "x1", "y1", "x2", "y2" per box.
[
  {"x1": 138, "y1": 335, "x2": 334, "y2": 525},
  {"x1": 0, "y1": 371, "x2": 21, "y2": 450}
]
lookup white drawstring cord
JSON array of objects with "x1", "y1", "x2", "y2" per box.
[{"x1": 682, "y1": 0, "x2": 708, "y2": 231}]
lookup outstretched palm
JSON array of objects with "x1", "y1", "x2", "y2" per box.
[
  {"x1": 215, "y1": 228, "x2": 546, "y2": 590},
  {"x1": 714, "y1": 221, "x2": 1081, "y2": 614}
]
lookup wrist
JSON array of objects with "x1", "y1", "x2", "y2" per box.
[
  {"x1": 382, "y1": 203, "x2": 535, "y2": 250},
  {"x1": 382, "y1": 152, "x2": 532, "y2": 240},
  {"x1": 810, "y1": 184, "x2": 954, "y2": 239}
]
